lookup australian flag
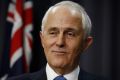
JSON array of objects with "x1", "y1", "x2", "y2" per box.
[{"x1": 0, "y1": 0, "x2": 33, "y2": 79}]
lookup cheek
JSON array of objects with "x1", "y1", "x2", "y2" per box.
[
  {"x1": 42, "y1": 37, "x2": 57, "y2": 56},
  {"x1": 43, "y1": 36, "x2": 55, "y2": 48},
  {"x1": 67, "y1": 39, "x2": 83, "y2": 58},
  {"x1": 68, "y1": 40, "x2": 81, "y2": 51},
  {"x1": 68, "y1": 47, "x2": 80, "y2": 60},
  {"x1": 66, "y1": 45, "x2": 80, "y2": 67}
]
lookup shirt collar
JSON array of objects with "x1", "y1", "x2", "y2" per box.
[{"x1": 46, "y1": 63, "x2": 80, "y2": 80}]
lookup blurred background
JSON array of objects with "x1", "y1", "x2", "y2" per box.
[{"x1": 0, "y1": 0, "x2": 120, "y2": 80}]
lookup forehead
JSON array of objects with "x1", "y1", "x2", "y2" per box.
[{"x1": 44, "y1": 6, "x2": 82, "y2": 31}]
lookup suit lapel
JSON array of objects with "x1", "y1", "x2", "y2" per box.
[
  {"x1": 36, "y1": 68, "x2": 47, "y2": 80},
  {"x1": 29, "y1": 68, "x2": 47, "y2": 80},
  {"x1": 78, "y1": 68, "x2": 98, "y2": 80},
  {"x1": 78, "y1": 68, "x2": 88, "y2": 80}
]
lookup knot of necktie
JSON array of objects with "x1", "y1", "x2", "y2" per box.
[{"x1": 54, "y1": 75, "x2": 67, "y2": 80}]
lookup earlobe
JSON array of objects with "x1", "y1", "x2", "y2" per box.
[
  {"x1": 40, "y1": 31, "x2": 42, "y2": 40},
  {"x1": 40, "y1": 31, "x2": 44, "y2": 47},
  {"x1": 40, "y1": 31, "x2": 42, "y2": 38},
  {"x1": 84, "y1": 36, "x2": 93, "y2": 51}
]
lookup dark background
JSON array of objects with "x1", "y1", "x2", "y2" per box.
[{"x1": 0, "y1": 0, "x2": 120, "y2": 80}]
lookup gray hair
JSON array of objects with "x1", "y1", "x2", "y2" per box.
[{"x1": 41, "y1": 1, "x2": 92, "y2": 38}]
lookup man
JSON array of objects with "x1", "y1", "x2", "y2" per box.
[{"x1": 7, "y1": 1, "x2": 106, "y2": 80}]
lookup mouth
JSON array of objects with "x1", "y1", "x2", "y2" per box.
[{"x1": 52, "y1": 50, "x2": 66, "y2": 55}]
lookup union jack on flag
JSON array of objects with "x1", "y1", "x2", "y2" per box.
[{"x1": 0, "y1": 0, "x2": 33, "y2": 79}]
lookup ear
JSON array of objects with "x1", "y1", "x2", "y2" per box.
[
  {"x1": 83, "y1": 36, "x2": 93, "y2": 51},
  {"x1": 40, "y1": 31, "x2": 44, "y2": 48}
]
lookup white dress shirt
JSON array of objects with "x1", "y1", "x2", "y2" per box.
[{"x1": 46, "y1": 63, "x2": 80, "y2": 80}]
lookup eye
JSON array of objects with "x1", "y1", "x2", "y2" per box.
[
  {"x1": 49, "y1": 31, "x2": 56, "y2": 34},
  {"x1": 48, "y1": 31, "x2": 58, "y2": 36},
  {"x1": 67, "y1": 32, "x2": 75, "y2": 37}
]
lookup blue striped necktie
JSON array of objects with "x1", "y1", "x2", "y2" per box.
[{"x1": 54, "y1": 75, "x2": 67, "y2": 80}]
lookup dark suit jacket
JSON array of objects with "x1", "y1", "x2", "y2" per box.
[{"x1": 7, "y1": 68, "x2": 106, "y2": 80}]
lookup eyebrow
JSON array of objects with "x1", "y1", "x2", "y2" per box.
[
  {"x1": 47, "y1": 27, "x2": 59, "y2": 32},
  {"x1": 65, "y1": 27, "x2": 81, "y2": 34},
  {"x1": 65, "y1": 27, "x2": 78, "y2": 31},
  {"x1": 46, "y1": 26, "x2": 81, "y2": 33}
]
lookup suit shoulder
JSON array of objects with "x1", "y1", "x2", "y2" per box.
[
  {"x1": 79, "y1": 69, "x2": 109, "y2": 80},
  {"x1": 7, "y1": 68, "x2": 46, "y2": 80},
  {"x1": 6, "y1": 73, "x2": 31, "y2": 80}
]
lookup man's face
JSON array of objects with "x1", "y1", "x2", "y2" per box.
[{"x1": 40, "y1": 6, "x2": 91, "y2": 73}]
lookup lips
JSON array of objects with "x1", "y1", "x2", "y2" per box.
[{"x1": 52, "y1": 50, "x2": 66, "y2": 54}]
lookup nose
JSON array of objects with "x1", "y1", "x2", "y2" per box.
[{"x1": 56, "y1": 33, "x2": 65, "y2": 47}]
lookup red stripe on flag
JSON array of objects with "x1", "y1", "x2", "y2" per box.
[
  {"x1": 10, "y1": 27, "x2": 23, "y2": 58},
  {"x1": 24, "y1": 8, "x2": 33, "y2": 26},
  {"x1": 7, "y1": 12, "x2": 14, "y2": 20},
  {"x1": 16, "y1": 0, "x2": 23, "y2": 18}
]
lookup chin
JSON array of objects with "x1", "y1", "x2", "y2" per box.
[{"x1": 51, "y1": 61, "x2": 67, "y2": 68}]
